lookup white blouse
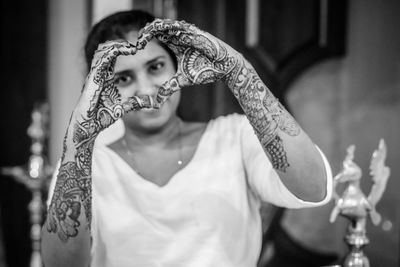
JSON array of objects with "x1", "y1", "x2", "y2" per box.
[{"x1": 49, "y1": 114, "x2": 332, "y2": 267}]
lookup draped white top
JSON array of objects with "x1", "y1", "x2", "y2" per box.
[{"x1": 49, "y1": 114, "x2": 332, "y2": 267}]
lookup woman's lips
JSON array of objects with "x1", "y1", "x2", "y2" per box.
[{"x1": 140, "y1": 107, "x2": 162, "y2": 115}]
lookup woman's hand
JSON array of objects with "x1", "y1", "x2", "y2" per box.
[
  {"x1": 44, "y1": 40, "x2": 155, "y2": 252},
  {"x1": 61, "y1": 39, "x2": 155, "y2": 175},
  {"x1": 67, "y1": 40, "x2": 153, "y2": 151},
  {"x1": 136, "y1": 19, "x2": 242, "y2": 105}
]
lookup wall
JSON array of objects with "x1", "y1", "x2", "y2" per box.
[
  {"x1": 92, "y1": 0, "x2": 132, "y2": 24},
  {"x1": 47, "y1": 0, "x2": 88, "y2": 165},
  {"x1": 48, "y1": 0, "x2": 133, "y2": 164},
  {"x1": 284, "y1": 0, "x2": 399, "y2": 265},
  {"x1": 0, "y1": 1, "x2": 48, "y2": 266}
]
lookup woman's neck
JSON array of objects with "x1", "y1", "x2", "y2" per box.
[{"x1": 123, "y1": 116, "x2": 182, "y2": 149}]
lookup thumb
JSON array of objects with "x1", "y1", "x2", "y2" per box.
[
  {"x1": 122, "y1": 95, "x2": 154, "y2": 112},
  {"x1": 155, "y1": 72, "x2": 189, "y2": 106}
]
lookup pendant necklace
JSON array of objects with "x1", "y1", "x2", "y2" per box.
[{"x1": 121, "y1": 120, "x2": 184, "y2": 175}]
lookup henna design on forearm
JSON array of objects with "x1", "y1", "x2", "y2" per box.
[
  {"x1": 224, "y1": 58, "x2": 300, "y2": 171},
  {"x1": 137, "y1": 19, "x2": 301, "y2": 172},
  {"x1": 47, "y1": 162, "x2": 91, "y2": 242},
  {"x1": 46, "y1": 41, "x2": 149, "y2": 242},
  {"x1": 266, "y1": 135, "x2": 290, "y2": 171}
]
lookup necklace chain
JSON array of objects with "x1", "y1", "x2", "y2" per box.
[{"x1": 121, "y1": 120, "x2": 184, "y2": 175}]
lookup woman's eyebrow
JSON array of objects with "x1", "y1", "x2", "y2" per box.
[
  {"x1": 114, "y1": 69, "x2": 132, "y2": 76},
  {"x1": 146, "y1": 55, "x2": 166, "y2": 65}
]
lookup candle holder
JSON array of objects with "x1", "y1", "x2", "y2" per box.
[
  {"x1": 330, "y1": 139, "x2": 390, "y2": 267},
  {"x1": 2, "y1": 103, "x2": 53, "y2": 267}
]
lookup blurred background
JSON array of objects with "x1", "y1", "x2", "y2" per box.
[{"x1": 0, "y1": 0, "x2": 399, "y2": 266}]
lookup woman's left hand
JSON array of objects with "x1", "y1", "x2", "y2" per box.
[{"x1": 136, "y1": 19, "x2": 242, "y2": 105}]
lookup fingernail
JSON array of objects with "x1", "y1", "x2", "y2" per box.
[
  {"x1": 156, "y1": 95, "x2": 167, "y2": 105},
  {"x1": 122, "y1": 102, "x2": 131, "y2": 111},
  {"x1": 153, "y1": 102, "x2": 161, "y2": 109},
  {"x1": 148, "y1": 96, "x2": 154, "y2": 108},
  {"x1": 144, "y1": 97, "x2": 153, "y2": 108}
]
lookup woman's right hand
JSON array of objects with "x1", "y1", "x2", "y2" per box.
[
  {"x1": 65, "y1": 40, "x2": 153, "y2": 153},
  {"x1": 135, "y1": 19, "x2": 243, "y2": 106}
]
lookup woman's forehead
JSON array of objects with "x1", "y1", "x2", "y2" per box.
[{"x1": 114, "y1": 39, "x2": 168, "y2": 72}]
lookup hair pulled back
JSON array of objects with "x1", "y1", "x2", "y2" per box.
[{"x1": 84, "y1": 10, "x2": 176, "y2": 72}]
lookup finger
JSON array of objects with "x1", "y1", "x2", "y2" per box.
[
  {"x1": 96, "y1": 39, "x2": 137, "y2": 55},
  {"x1": 155, "y1": 72, "x2": 189, "y2": 106},
  {"x1": 140, "y1": 22, "x2": 222, "y2": 64},
  {"x1": 92, "y1": 40, "x2": 137, "y2": 72},
  {"x1": 122, "y1": 95, "x2": 154, "y2": 112},
  {"x1": 136, "y1": 19, "x2": 196, "y2": 50},
  {"x1": 85, "y1": 41, "x2": 137, "y2": 104},
  {"x1": 114, "y1": 40, "x2": 138, "y2": 56}
]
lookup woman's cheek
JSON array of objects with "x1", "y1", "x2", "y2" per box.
[
  {"x1": 168, "y1": 90, "x2": 181, "y2": 108},
  {"x1": 118, "y1": 87, "x2": 135, "y2": 100}
]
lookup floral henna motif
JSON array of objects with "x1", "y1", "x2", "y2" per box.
[{"x1": 47, "y1": 162, "x2": 91, "y2": 242}]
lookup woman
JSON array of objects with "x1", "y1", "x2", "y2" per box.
[{"x1": 41, "y1": 10, "x2": 332, "y2": 267}]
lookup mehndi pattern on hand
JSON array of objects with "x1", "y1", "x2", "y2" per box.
[
  {"x1": 136, "y1": 19, "x2": 301, "y2": 172},
  {"x1": 47, "y1": 40, "x2": 152, "y2": 242},
  {"x1": 137, "y1": 19, "x2": 238, "y2": 105}
]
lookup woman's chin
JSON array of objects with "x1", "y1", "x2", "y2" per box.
[
  {"x1": 123, "y1": 111, "x2": 173, "y2": 133},
  {"x1": 123, "y1": 96, "x2": 180, "y2": 133}
]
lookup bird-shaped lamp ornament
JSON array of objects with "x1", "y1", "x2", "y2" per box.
[{"x1": 330, "y1": 140, "x2": 390, "y2": 267}]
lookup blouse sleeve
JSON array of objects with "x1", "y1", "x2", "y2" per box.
[{"x1": 239, "y1": 115, "x2": 333, "y2": 208}]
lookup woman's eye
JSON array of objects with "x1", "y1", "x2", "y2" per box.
[
  {"x1": 114, "y1": 75, "x2": 132, "y2": 87},
  {"x1": 149, "y1": 62, "x2": 165, "y2": 73}
]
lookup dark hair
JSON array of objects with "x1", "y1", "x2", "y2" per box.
[{"x1": 84, "y1": 9, "x2": 176, "y2": 72}]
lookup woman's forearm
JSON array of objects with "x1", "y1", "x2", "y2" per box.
[
  {"x1": 41, "y1": 132, "x2": 94, "y2": 267},
  {"x1": 224, "y1": 58, "x2": 327, "y2": 201},
  {"x1": 39, "y1": 39, "x2": 146, "y2": 267}
]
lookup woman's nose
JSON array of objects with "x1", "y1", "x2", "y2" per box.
[{"x1": 136, "y1": 75, "x2": 158, "y2": 96}]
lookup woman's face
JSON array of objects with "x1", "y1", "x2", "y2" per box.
[{"x1": 113, "y1": 30, "x2": 179, "y2": 133}]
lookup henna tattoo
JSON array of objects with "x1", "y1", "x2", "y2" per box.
[
  {"x1": 46, "y1": 40, "x2": 149, "y2": 242},
  {"x1": 47, "y1": 161, "x2": 91, "y2": 242},
  {"x1": 266, "y1": 135, "x2": 290, "y2": 171},
  {"x1": 137, "y1": 19, "x2": 237, "y2": 103},
  {"x1": 225, "y1": 59, "x2": 299, "y2": 172},
  {"x1": 137, "y1": 19, "x2": 301, "y2": 172}
]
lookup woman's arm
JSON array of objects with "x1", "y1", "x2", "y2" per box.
[
  {"x1": 224, "y1": 57, "x2": 327, "y2": 202},
  {"x1": 41, "y1": 134, "x2": 93, "y2": 267},
  {"x1": 137, "y1": 19, "x2": 327, "y2": 202},
  {"x1": 41, "y1": 40, "x2": 151, "y2": 267}
]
